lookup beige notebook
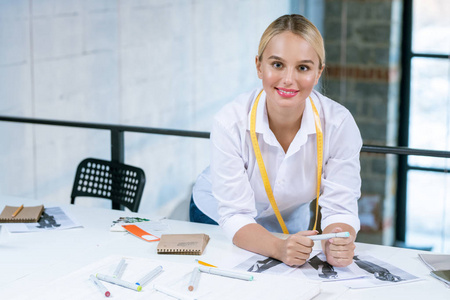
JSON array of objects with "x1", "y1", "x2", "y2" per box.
[
  {"x1": 0, "y1": 205, "x2": 45, "y2": 223},
  {"x1": 157, "y1": 233, "x2": 210, "y2": 255}
]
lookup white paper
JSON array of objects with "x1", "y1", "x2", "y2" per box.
[
  {"x1": 3, "y1": 207, "x2": 83, "y2": 233},
  {"x1": 22, "y1": 255, "x2": 321, "y2": 300},
  {"x1": 228, "y1": 249, "x2": 422, "y2": 289},
  {"x1": 343, "y1": 253, "x2": 422, "y2": 289},
  {"x1": 110, "y1": 217, "x2": 169, "y2": 232},
  {"x1": 231, "y1": 250, "x2": 321, "y2": 277},
  {"x1": 132, "y1": 220, "x2": 170, "y2": 237},
  {"x1": 293, "y1": 252, "x2": 367, "y2": 281}
]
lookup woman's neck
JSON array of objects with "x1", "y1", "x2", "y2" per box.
[{"x1": 267, "y1": 103, "x2": 305, "y2": 153}]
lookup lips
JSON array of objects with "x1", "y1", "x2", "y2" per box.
[{"x1": 275, "y1": 87, "x2": 299, "y2": 98}]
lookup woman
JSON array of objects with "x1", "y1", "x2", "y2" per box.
[{"x1": 191, "y1": 14, "x2": 361, "y2": 268}]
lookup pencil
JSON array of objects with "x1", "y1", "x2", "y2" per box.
[
  {"x1": 12, "y1": 205, "x2": 24, "y2": 218},
  {"x1": 195, "y1": 259, "x2": 217, "y2": 268}
]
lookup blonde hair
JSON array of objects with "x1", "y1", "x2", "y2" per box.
[{"x1": 258, "y1": 14, "x2": 325, "y2": 69}]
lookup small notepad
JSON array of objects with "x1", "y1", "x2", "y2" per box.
[
  {"x1": 0, "y1": 205, "x2": 45, "y2": 223},
  {"x1": 157, "y1": 233, "x2": 210, "y2": 255}
]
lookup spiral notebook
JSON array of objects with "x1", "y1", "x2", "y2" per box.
[
  {"x1": 0, "y1": 205, "x2": 45, "y2": 223},
  {"x1": 157, "y1": 233, "x2": 210, "y2": 255}
]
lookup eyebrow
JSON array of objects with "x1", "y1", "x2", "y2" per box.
[{"x1": 267, "y1": 55, "x2": 315, "y2": 65}]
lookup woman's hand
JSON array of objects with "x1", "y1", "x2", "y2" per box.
[
  {"x1": 322, "y1": 227, "x2": 356, "y2": 267},
  {"x1": 277, "y1": 230, "x2": 318, "y2": 266}
]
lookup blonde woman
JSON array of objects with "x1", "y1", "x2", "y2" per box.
[{"x1": 192, "y1": 14, "x2": 361, "y2": 268}]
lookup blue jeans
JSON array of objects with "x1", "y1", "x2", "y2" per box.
[{"x1": 189, "y1": 195, "x2": 218, "y2": 225}]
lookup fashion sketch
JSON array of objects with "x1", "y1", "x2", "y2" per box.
[
  {"x1": 299, "y1": 253, "x2": 367, "y2": 281},
  {"x1": 308, "y1": 255, "x2": 338, "y2": 279},
  {"x1": 353, "y1": 255, "x2": 402, "y2": 282},
  {"x1": 36, "y1": 211, "x2": 61, "y2": 229},
  {"x1": 247, "y1": 257, "x2": 283, "y2": 273},
  {"x1": 341, "y1": 253, "x2": 420, "y2": 289},
  {"x1": 233, "y1": 254, "x2": 293, "y2": 275}
]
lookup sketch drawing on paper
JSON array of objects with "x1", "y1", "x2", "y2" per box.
[
  {"x1": 247, "y1": 257, "x2": 283, "y2": 273},
  {"x1": 308, "y1": 255, "x2": 338, "y2": 279},
  {"x1": 36, "y1": 211, "x2": 61, "y2": 229},
  {"x1": 353, "y1": 255, "x2": 403, "y2": 282},
  {"x1": 233, "y1": 254, "x2": 292, "y2": 275},
  {"x1": 341, "y1": 253, "x2": 422, "y2": 289},
  {"x1": 300, "y1": 253, "x2": 367, "y2": 281}
]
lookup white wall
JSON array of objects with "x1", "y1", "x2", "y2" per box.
[{"x1": 0, "y1": 0, "x2": 294, "y2": 219}]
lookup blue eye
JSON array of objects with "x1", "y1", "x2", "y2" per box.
[
  {"x1": 273, "y1": 62, "x2": 283, "y2": 68},
  {"x1": 299, "y1": 65, "x2": 309, "y2": 71}
]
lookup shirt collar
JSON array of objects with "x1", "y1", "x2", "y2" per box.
[
  {"x1": 301, "y1": 96, "x2": 318, "y2": 137},
  {"x1": 247, "y1": 90, "x2": 320, "y2": 148},
  {"x1": 288, "y1": 96, "x2": 317, "y2": 152},
  {"x1": 247, "y1": 90, "x2": 279, "y2": 146}
]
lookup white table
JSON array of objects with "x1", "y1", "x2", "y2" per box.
[{"x1": 0, "y1": 196, "x2": 449, "y2": 299}]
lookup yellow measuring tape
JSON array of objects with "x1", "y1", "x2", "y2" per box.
[{"x1": 250, "y1": 90, "x2": 323, "y2": 234}]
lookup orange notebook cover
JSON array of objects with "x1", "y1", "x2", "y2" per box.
[{"x1": 122, "y1": 224, "x2": 160, "y2": 242}]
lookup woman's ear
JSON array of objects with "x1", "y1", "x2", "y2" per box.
[
  {"x1": 255, "y1": 55, "x2": 263, "y2": 79},
  {"x1": 315, "y1": 64, "x2": 325, "y2": 85}
]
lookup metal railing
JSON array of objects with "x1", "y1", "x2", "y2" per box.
[
  {"x1": 0, "y1": 116, "x2": 209, "y2": 163},
  {"x1": 1, "y1": 115, "x2": 449, "y2": 162}
]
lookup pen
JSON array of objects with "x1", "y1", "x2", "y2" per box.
[
  {"x1": 154, "y1": 284, "x2": 197, "y2": 300},
  {"x1": 198, "y1": 266, "x2": 254, "y2": 281},
  {"x1": 96, "y1": 273, "x2": 142, "y2": 291},
  {"x1": 195, "y1": 259, "x2": 217, "y2": 268},
  {"x1": 136, "y1": 265, "x2": 163, "y2": 286},
  {"x1": 89, "y1": 274, "x2": 111, "y2": 297},
  {"x1": 188, "y1": 267, "x2": 201, "y2": 291},
  {"x1": 308, "y1": 232, "x2": 350, "y2": 241},
  {"x1": 12, "y1": 205, "x2": 24, "y2": 218},
  {"x1": 112, "y1": 258, "x2": 126, "y2": 278}
]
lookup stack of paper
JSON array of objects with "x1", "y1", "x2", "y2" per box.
[{"x1": 418, "y1": 253, "x2": 450, "y2": 287}]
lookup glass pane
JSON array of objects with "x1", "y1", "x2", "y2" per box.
[
  {"x1": 408, "y1": 57, "x2": 450, "y2": 168},
  {"x1": 406, "y1": 171, "x2": 450, "y2": 253},
  {"x1": 412, "y1": 0, "x2": 450, "y2": 54}
]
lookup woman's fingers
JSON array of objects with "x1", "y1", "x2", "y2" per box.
[
  {"x1": 282, "y1": 235, "x2": 315, "y2": 266},
  {"x1": 326, "y1": 239, "x2": 356, "y2": 267}
]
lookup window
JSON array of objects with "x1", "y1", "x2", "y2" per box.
[{"x1": 398, "y1": 0, "x2": 450, "y2": 252}]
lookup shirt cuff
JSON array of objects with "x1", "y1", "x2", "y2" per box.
[
  {"x1": 320, "y1": 214, "x2": 360, "y2": 234},
  {"x1": 219, "y1": 214, "x2": 257, "y2": 240}
]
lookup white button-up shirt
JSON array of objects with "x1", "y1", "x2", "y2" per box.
[{"x1": 193, "y1": 88, "x2": 362, "y2": 240}]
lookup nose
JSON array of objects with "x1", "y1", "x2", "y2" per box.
[{"x1": 283, "y1": 68, "x2": 294, "y2": 85}]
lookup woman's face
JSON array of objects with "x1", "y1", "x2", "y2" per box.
[{"x1": 256, "y1": 31, "x2": 324, "y2": 112}]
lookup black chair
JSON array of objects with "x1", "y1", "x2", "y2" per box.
[{"x1": 71, "y1": 158, "x2": 146, "y2": 212}]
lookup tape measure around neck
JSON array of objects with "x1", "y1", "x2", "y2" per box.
[{"x1": 250, "y1": 90, "x2": 323, "y2": 234}]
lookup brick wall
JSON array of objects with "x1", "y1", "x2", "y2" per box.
[{"x1": 322, "y1": 0, "x2": 402, "y2": 245}]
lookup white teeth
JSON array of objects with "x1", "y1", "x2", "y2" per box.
[{"x1": 279, "y1": 90, "x2": 296, "y2": 94}]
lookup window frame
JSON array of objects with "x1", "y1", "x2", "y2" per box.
[{"x1": 397, "y1": 0, "x2": 449, "y2": 245}]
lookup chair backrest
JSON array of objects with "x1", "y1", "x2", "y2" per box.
[{"x1": 71, "y1": 158, "x2": 146, "y2": 212}]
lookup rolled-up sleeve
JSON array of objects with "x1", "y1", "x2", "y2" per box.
[
  {"x1": 210, "y1": 116, "x2": 257, "y2": 240},
  {"x1": 320, "y1": 113, "x2": 362, "y2": 233}
]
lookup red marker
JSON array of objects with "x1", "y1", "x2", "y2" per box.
[{"x1": 90, "y1": 274, "x2": 111, "y2": 297}]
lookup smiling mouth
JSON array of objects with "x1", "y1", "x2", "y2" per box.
[{"x1": 275, "y1": 87, "x2": 299, "y2": 98}]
